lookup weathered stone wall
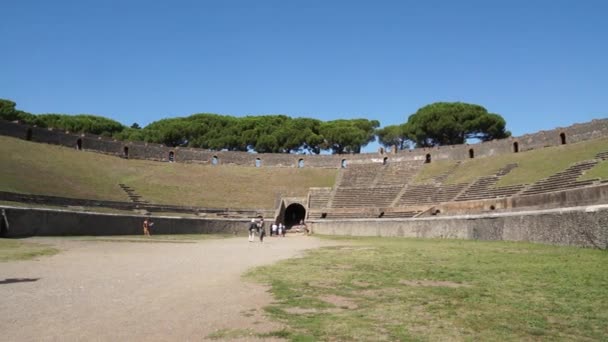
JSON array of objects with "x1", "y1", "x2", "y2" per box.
[
  {"x1": 0, "y1": 206, "x2": 251, "y2": 237},
  {"x1": 2, "y1": 118, "x2": 607, "y2": 167},
  {"x1": 433, "y1": 183, "x2": 608, "y2": 215},
  {"x1": 310, "y1": 205, "x2": 608, "y2": 248}
]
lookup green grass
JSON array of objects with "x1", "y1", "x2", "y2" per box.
[
  {"x1": 580, "y1": 160, "x2": 608, "y2": 181},
  {"x1": 246, "y1": 237, "x2": 608, "y2": 341},
  {"x1": 0, "y1": 136, "x2": 336, "y2": 209},
  {"x1": 412, "y1": 160, "x2": 459, "y2": 184},
  {"x1": 0, "y1": 239, "x2": 59, "y2": 262},
  {"x1": 412, "y1": 138, "x2": 608, "y2": 187}
]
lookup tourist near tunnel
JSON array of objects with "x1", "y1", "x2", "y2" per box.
[{"x1": 283, "y1": 203, "x2": 306, "y2": 229}]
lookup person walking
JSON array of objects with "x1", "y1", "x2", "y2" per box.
[
  {"x1": 258, "y1": 218, "x2": 266, "y2": 243},
  {"x1": 143, "y1": 218, "x2": 150, "y2": 237},
  {"x1": 248, "y1": 219, "x2": 256, "y2": 242},
  {"x1": 271, "y1": 222, "x2": 278, "y2": 237}
]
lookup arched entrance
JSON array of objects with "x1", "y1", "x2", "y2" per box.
[
  {"x1": 284, "y1": 203, "x2": 306, "y2": 229},
  {"x1": 26, "y1": 128, "x2": 32, "y2": 141},
  {"x1": 560, "y1": 132, "x2": 567, "y2": 145},
  {"x1": 513, "y1": 141, "x2": 519, "y2": 153},
  {"x1": 76, "y1": 138, "x2": 82, "y2": 150}
]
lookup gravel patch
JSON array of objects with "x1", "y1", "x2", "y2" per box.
[{"x1": 0, "y1": 236, "x2": 334, "y2": 341}]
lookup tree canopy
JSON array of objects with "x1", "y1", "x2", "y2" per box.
[
  {"x1": 2, "y1": 98, "x2": 510, "y2": 153},
  {"x1": 384, "y1": 102, "x2": 510, "y2": 148},
  {"x1": 376, "y1": 123, "x2": 411, "y2": 151}
]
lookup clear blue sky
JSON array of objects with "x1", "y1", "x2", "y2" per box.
[{"x1": 2, "y1": 0, "x2": 607, "y2": 152}]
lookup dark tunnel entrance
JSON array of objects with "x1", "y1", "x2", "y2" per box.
[{"x1": 284, "y1": 203, "x2": 306, "y2": 229}]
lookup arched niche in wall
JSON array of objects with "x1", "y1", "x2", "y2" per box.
[
  {"x1": 255, "y1": 158, "x2": 262, "y2": 168},
  {"x1": 383, "y1": 157, "x2": 388, "y2": 165},
  {"x1": 123, "y1": 146, "x2": 129, "y2": 159},
  {"x1": 469, "y1": 148, "x2": 474, "y2": 159},
  {"x1": 212, "y1": 156, "x2": 219, "y2": 165},
  {"x1": 298, "y1": 158, "x2": 304, "y2": 168},
  {"x1": 341, "y1": 159, "x2": 347, "y2": 168},
  {"x1": 513, "y1": 141, "x2": 519, "y2": 153},
  {"x1": 560, "y1": 132, "x2": 567, "y2": 145},
  {"x1": 76, "y1": 138, "x2": 82, "y2": 150},
  {"x1": 168, "y1": 151, "x2": 175, "y2": 162},
  {"x1": 425, "y1": 153, "x2": 431, "y2": 163},
  {"x1": 26, "y1": 128, "x2": 32, "y2": 141}
]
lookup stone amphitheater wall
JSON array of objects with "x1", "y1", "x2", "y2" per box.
[
  {"x1": 0, "y1": 206, "x2": 248, "y2": 237},
  {"x1": 432, "y1": 183, "x2": 608, "y2": 215},
  {"x1": 1, "y1": 118, "x2": 607, "y2": 167},
  {"x1": 310, "y1": 205, "x2": 608, "y2": 249},
  {"x1": 3, "y1": 204, "x2": 606, "y2": 249}
]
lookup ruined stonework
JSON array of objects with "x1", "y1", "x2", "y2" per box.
[{"x1": 1, "y1": 118, "x2": 607, "y2": 167}]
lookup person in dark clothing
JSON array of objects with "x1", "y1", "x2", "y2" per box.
[{"x1": 258, "y1": 218, "x2": 266, "y2": 243}]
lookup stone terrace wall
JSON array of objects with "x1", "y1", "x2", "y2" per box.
[
  {"x1": 0, "y1": 206, "x2": 250, "y2": 237},
  {"x1": 310, "y1": 205, "x2": 608, "y2": 249},
  {"x1": 2, "y1": 118, "x2": 608, "y2": 167}
]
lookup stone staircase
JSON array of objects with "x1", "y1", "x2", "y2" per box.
[{"x1": 118, "y1": 184, "x2": 148, "y2": 204}]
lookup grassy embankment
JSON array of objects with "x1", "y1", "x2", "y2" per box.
[
  {"x1": 413, "y1": 137, "x2": 608, "y2": 186},
  {"x1": 243, "y1": 237, "x2": 608, "y2": 341},
  {"x1": 0, "y1": 239, "x2": 59, "y2": 262},
  {"x1": 0, "y1": 136, "x2": 336, "y2": 209}
]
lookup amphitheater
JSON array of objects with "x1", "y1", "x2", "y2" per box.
[{"x1": 1, "y1": 118, "x2": 608, "y2": 249}]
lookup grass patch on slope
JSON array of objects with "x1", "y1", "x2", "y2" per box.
[
  {"x1": 0, "y1": 239, "x2": 59, "y2": 262},
  {"x1": 0, "y1": 136, "x2": 336, "y2": 208},
  {"x1": 412, "y1": 160, "x2": 459, "y2": 184},
  {"x1": 246, "y1": 237, "x2": 608, "y2": 341},
  {"x1": 580, "y1": 160, "x2": 608, "y2": 181},
  {"x1": 419, "y1": 138, "x2": 608, "y2": 186}
]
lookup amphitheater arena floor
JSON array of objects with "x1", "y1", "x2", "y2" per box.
[{"x1": 0, "y1": 235, "x2": 337, "y2": 341}]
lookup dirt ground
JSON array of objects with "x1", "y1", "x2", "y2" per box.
[{"x1": 0, "y1": 236, "x2": 335, "y2": 341}]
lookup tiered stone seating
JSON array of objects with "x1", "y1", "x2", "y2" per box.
[
  {"x1": 454, "y1": 164, "x2": 524, "y2": 201},
  {"x1": 396, "y1": 183, "x2": 468, "y2": 206},
  {"x1": 520, "y1": 161, "x2": 599, "y2": 196},
  {"x1": 432, "y1": 161, "x2": 462, "y2": 183},
  {"x1": 307, "y1": 209, "x2": 377, "y2": 219},
  {"x1": 331, "y1": 186, "x2": 402, "y2": 208},
  {"x1": 381, "y1": 210, "x2": 422, "y2": 218},
  {"x1": 308, "y1": 187, "x2": 332, "y2": 209},
  {"x1": 432, "y1": 183, "x2": 469, "y2": 203},
  {"x1": 595, "y1": 151, "x2": 608, "y2": 160},
  {"x1": 336, "y1": 163, "x2": 382, "y2": 187},
  {"x1": 375, "y1": 161, "x2": 422, "y2": 186},
  {"x1": 397, "y1": 184, "x2": 439, "y2": 206}
]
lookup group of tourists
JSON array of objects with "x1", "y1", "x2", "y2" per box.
[{"x1": 248, "y1": 217, "x2": 287, "y2": 243}]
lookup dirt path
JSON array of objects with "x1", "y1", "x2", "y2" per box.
[{"x1": 0, "y1": 236, "x2": 334, "y2": 341}]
